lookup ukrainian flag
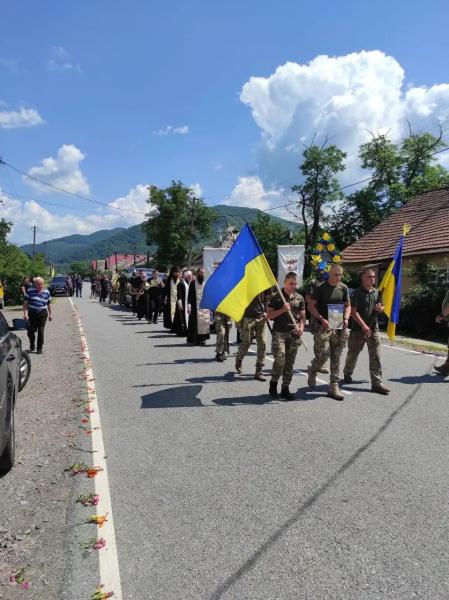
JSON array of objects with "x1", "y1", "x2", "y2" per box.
[
  {"x1": 200, "y1": 224, "x2": 276, "y2": 321},
  {"x1": 379, "y1": 233, "x2": 405, "y2": 340}
]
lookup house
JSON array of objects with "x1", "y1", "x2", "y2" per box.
[
  {"x1": 341, "y1": 187, "x2": 449, "y2": 292},
  {"x1": 91, "y1": 254, "x2": 148, "y2": 272}
]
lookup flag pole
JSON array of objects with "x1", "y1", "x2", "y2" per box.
[{"x1": 245, "y1": 222, "x2": 308, "y2": 351}]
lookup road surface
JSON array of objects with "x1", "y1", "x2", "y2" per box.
[{"x1": 72, "y1": 296, "x2": 449, "y2": 600}]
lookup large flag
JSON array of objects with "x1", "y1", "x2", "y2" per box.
[
  {"x1": 200, "y1": 223, "x2": 276, "y2": 321},
  {"x1": 378, "y1": 224, "x2": 410, "y2": 340}
]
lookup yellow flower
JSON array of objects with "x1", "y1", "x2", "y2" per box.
[
  {"x1": 327, "y1": 243, "x2": 335, "y2": 252},
  {"x1": 332, "y1": 255, "x2": 341, "y2": 263},
  {"x1": 311, "y1": 254, "x2": 321, "y2": 263},
  {"x1": 325, "y1": 264, "x2": 331, "y2": 271},
  {"x1": 322, "y1": 232, "x2": 330, "y2": 241},
  {"x1": 316, "y1": 243, "x2": 324, "y2": 252}
]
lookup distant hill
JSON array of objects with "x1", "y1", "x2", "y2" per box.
[{"x1": 21, "y1": 204, "x2": 301, "y2": 265}]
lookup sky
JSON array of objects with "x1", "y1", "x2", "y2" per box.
[{"x1": 1, "y1": 0, "x2": 449, "y2": 246}]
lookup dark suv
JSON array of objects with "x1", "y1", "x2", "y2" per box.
[
  {"x1": 0, "y1": 312, "x2": 30, "y2": 475},
  {"x1": 48, "y1": 276, "x2": 68, "y2": 296}
]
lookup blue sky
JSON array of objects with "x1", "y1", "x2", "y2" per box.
[{"x1": 1, "y1": 0, "x2": 449, "y2": 244}]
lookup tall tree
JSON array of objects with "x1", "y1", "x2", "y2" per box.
[
  {"x1": 329, "y1": 129, "x2": 449, "y2": 249},
  {"x1": 291, "y1": 141, "x2": 346, "y2": 274},
  {"x1": 0, "y1": 218, "x2": 12, "y2": 244},
  {"x1": 143, "y1": 181, "x2": 217, "y2": 267}
]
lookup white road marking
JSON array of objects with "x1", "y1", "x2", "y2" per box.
[
  {"x1": 70, "y1": 298, "x2": 123, "y2": 599},
  {"x1": 381, "y1": 343, "x2": 441, "y2": 357}
]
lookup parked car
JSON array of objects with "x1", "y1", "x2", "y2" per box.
[
  {"x1": 0, "y1": 312, "x2": 31, "y2": 475},
  {"x1": 48, "y1": 276, "x2": 68, "y2": 297}
]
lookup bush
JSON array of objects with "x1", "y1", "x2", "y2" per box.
[
  {"x1": 0, "y1": 243, "x2": 46, "y2": 305},
  {"x1": 398, "y1": 262, "x2": 448, "y2": 341}
]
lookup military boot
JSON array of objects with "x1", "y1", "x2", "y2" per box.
[
  {"x1": 254, "y1": 369, "x2": 266, "y2": 382},
  {"x1": 328, "y1": 383, "x2": 344, "y2": 401},
  {"x1": 307, "y1": 366, "x2": 317, "y2": 388},
  {"x1": 434, "y1": 362, "x2": 449, "y2": 376},
  {"x1": 371, "y1": 383, "x2": 390, "y2": 395},
  {"x1": 269, "y1": 380, "x2": 278, "y2": 398},
  {"x1": 215, "y1": 353, "x2": 224, "y2": 362},
  {"x1": 280, "y1": 386, "x2": 295, "y2": 401},
  {"x1": 235, "y1": 358, "x2": 243, "y2": 374},
  {"x1": 343, "y1": 373, "x2": 353, "y2": 384}
]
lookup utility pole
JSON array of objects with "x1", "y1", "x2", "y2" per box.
[
  {"x1": 217, "y1": 227, "x2": 223, "y2": 247},
  {"x1": 32, "y1": 226, "x2": 37, "y2": 262},
  {"x1": 43, "y1": 241, "x2": 47, "y2": 262},
  {"x1": 114, "y1": 251, "x2": 118, "y2": 274},
  {"x1": 133, "y1": 244, "x2": 136, "y2": 267}
]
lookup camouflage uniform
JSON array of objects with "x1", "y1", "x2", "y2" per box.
[
  {"x1": 309, "y1": 281, "x2": 350, "y2": 384},
  {"x1": 310, "y1": 328, "x2": 349, "y2": 383},
  {"x1": 215, "y1": 312, "x2": 229, "y2": 355},
  {"x1": 237, "y1": 317, "x2": 267, "y2": 370},
  {"x1": 269, "y1": 290, "x2": 305, "y2": 386},
  {"x1": 343, "y1": 287, "x2": 382, "y2": 386}
]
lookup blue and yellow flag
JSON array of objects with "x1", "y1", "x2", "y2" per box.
[
  {"x1": 200, "y1": 224, "x2": 276, "y2": 321},
  {"x1": 379, "y1": 224, "x2": 410, "y2": 340}
]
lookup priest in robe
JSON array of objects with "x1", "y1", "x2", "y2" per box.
[
  {"x1": 163, "y1": 266, "x2": 184, "y2": 334},
  {"x1": 186, "y1": 267, "x2": 210, "y2": 345}
]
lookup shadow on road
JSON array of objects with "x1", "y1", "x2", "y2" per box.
[
  {"x1": 389, "y1": 373, "x2": 448, "y2": 385},
  {"x1": 141, "y1": 384, "x2": 204, "y2": 408},
  {"x1": 208, "y1": 369, "x2": 432, "y2": 599},
  {"x1": 213, "y1": 395, "x2": 276, "y2": 406}
]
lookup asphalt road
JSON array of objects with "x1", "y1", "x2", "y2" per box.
[{"x1": 73, "y1": 296, "x2": 449, "y2": 600}]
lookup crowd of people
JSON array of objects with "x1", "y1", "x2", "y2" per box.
[
  {"x1": 9, "y1": 264, "x2": 448, "y2": 393},
  {"x1": 95, "y1": 263, "x2": 449, "y2": 401}
]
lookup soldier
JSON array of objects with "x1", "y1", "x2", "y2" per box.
[
  {"x1": 267, "y1": 273, "x2": 305, "y2": 400},
  {"x1": 306, "y1": 271, "x2": 329, "y2": 375},
  {"x1": 307, "y1": 263, "x2": 350, "y2": 401},
  {"x1": 434, "y1": 288, "x2": 449, "y2": 376},
  {"x1": 343, "y1": 268, "x2": 390, "y2": 394},
  {"x1": 235, "y1": 290, "x2": 270, "y2": 381},
  {"x1": 215, "y1": 312, "x2": 229, "y2": 362}
]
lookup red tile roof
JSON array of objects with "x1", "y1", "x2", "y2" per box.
[{"x1": 341, "y1": 187, "x2": 449, "y2": 263}]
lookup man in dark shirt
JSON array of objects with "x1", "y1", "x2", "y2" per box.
[
  {"x1": 343, "y1": 268, "x2": 390, "y2": 394},
  {"x1": 307, "y1": 263, "x2": 350, "y2": 401},
  {"x1": 267, "y1": 272, "x2": 305, "y2": 400},
  {"x1": 235, "y1": 290, "x2": 271, "y2": 380}
]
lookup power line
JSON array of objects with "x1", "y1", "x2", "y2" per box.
[{"x1": 0, "y1": 158, "x2": 149, "y2": 216}]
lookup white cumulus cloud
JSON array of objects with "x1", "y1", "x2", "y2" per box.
[
  {"x1": 240, "y1": 50, "x2": 449, "y2": 188},
  {"x1": 224, "y1": 176, "x2": 287, "y2": 211},
  {"x1": 0, "y1": 106, "x2": 44, "y2": 129},
  {"x1": 2, "y1": 183, "x2": 149, "y2": 246},
  {"x1": 189, "y1": 182, "x2": 203, "y2": 198},
  {"x1": 153, "y1": 125, "x2": 189, "y2": 136},
  {"x1": 25, "y1": 144, "x2": 90, "y2": 195}
]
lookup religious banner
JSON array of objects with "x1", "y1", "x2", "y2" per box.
[
  {"x1": 202, "y1": 247, "x2": 229, "y2": 280},
  {"x1": 277, "y1": 245, "x2": 305, "y2": 287}
]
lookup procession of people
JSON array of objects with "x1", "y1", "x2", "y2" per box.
[{"x1": 90, "y1": 262, "x2": 449, "y2": 400}]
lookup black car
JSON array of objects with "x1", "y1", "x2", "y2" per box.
[
  {"x1": 0, "y1": 313, "x2": 31, "y2": 475},
  {"x1": 48, "y1": 276, "x2": 68, "y2": 296}
]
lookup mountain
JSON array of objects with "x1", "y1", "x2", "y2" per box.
[{"x1": 20, "y1": 204, "x2": 301, "y2": 265}]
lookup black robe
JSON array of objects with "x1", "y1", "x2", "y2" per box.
[
  {"x1": 186, "y1": 281, "x2": 210, "y2": 345},
  {"x1": 163, "y1": 278, "x2": 186, "y2": 335}
]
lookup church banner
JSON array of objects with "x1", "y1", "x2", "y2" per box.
[
  {"x1": 277, "y1": 245, "x2": 305, "y2": 287},
  {"x1": 202, "y1": 247, "x2": 229, "y2": 280}
]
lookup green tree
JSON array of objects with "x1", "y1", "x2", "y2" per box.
[
  {"x1": 143, "y1": 181, "x2": 217, "y2": 267},
  {"x1": 329, "y1": 130, "x2": 449, "y2": 249},
  {"x1": 291, "y1": 141, "x2": 347, "y2": 275},
  {"x1": 70, "y1": 261, "x2": 91, "y2": 277},
  {"x1": 0, "y1": 218, "x2": 13, "y2": 243},
  {"x1": 251, "y1": 213, "x2": 303, "y2": 272}
]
